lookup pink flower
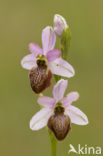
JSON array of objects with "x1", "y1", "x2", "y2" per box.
[
  {"x1": 30, "y1": 79, "x2": 88, "y2": 140},
  {"x1": 21, "y1": 26, "x2": 75, "y2": 78}
]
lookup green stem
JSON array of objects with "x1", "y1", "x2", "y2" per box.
[
  {"x1": 54, "y1": 75, "x2": 61, "y2": 82},
  {"x1": 49, "y1": 130, "x2": 57, "y2": 156},
  {"x1": 61, "y1": 26, "x2": 71, "y2": 61},
  {"x1": 49, "y1": 28, "x2": 71, "y2": 155},
  {"x1": 48, "y1": 75, "x2": 59, "y2": 156}
]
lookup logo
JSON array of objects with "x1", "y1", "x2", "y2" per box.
[{"x1": 68, "y1": 144, "x2": 102, "y2": 155}]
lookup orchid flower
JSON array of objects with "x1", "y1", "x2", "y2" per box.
[
  {"x1": 21, "y1": 26, "x2": 75, "y2": 76},
  {"x1": 21, "y1": 26, "x2": 75, "y2": 93},
  {"x1": 30, "y1": 79, "x2": 88, "y2": 140}
]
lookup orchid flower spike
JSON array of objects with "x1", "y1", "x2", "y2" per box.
[
  {"x1": 21, "y1": 26, "x2": 75, "y2": 93},
  {"x1": 54, "y1": 14, "x2": 68, "y2": 37},
  {"x1": 30, "y1": 79, "x2": 89, "y2": 141}
]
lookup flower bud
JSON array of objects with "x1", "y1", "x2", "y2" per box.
[
  {"x1": 29, "y1": 59, "x2": 52, "y2": 94},
  {"x1": 54, "y1": 14, "x2": 68, "y2": 37}
]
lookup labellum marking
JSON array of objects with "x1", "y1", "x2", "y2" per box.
[
  {"x1": 47, "y1": 105, "x2": 71, "y2": 141},
  {"x1": 29, "y1": 59, "x2": 52, "y2": 94}
]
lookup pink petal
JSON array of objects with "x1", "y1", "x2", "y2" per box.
[
  {"x1": 38, "y1": 96, "x2": 56, "y2": 108},
  {"x1": 65, "y1": 105, "x2": 89, "y2": 125},
  {"x1": 29, "y1": 42, "x2": 43, "y2": 56},
  {"x1": 21, "y1": 54, "x2": 36, "y2": 70},
  {"x1": 62, "y1": 92, "x2": 79, "y2": 108},
  {"x1": 30, "y1": 107, "x2": 53, "y2": 130},
  {"x1": 53, "y1": 79, "x2": 68, "y2": 102},
  {"x1": 46, "y1": 49, "x2": 61, "y2": 62},
  {"x1": 48, "y1": 58, "x2": 75, "y2": 78},
  {"x1": 42, "y1": 26, "x2": 56, "y2": 54}
]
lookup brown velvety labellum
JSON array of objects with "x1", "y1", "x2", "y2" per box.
[
  {"x1": 29, "y1": 63, "x2": 52, "y2": 94},
  {"x1": 47, "y1": 112, "x2": 71, "y2": 141}
]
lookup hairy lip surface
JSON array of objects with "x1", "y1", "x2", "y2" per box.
[
  {"x1": 29, "y1": 65, "x2": 52, "y2": 94},
  {"x1": 47, "y1": 112, "x2": 71, "y2": 141}
]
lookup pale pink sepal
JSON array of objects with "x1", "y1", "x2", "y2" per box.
[
  {"x1": 65, "y1": 105, "x2": 89, "y2": 125},
  {"x1": 42, "y1": 26, "x2": 56, "y2": 54},
  {"x1": 48, "y1": 58, "x2": 75, "y2": 78},
  {"x1": 21, "y1": 54, "x2": 36, "y2": 70},
  {"x1": 30, "y1": 108, "x2": 53, "y2": 130},
  {"x1": 53, "y1": 79, "x2": 68, "y2": 102}
]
